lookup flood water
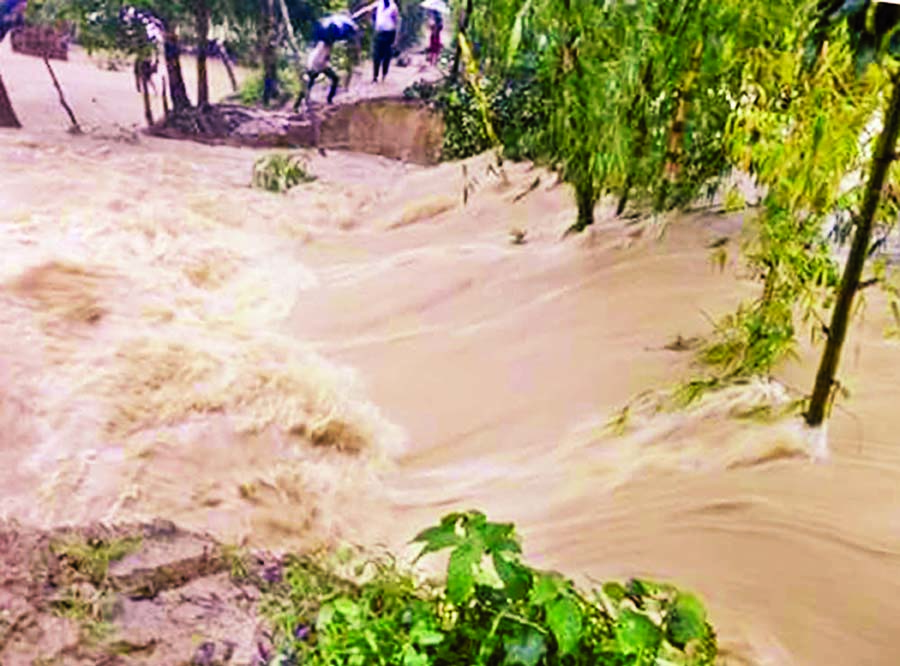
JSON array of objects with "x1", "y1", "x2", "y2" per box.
[{"x1": 2, "y1": 41, "x2": 900, "y2": 666}]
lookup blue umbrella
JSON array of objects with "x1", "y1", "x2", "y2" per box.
[
  {"x1": 0, "y1": 0, "x2": 27, "y2": 43},
  {"x1": 314, "y1": 14, "x2": 358, "y2": 45}
]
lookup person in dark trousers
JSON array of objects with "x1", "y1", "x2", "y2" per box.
[
  {"x1": 354, "y1": 0, "x2": 401, "y2": 83},
  {"x1": 294, "y1": 39, "x2": 339, "y2": 110}
]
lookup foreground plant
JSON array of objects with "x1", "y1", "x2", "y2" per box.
[
  {"x1": 252, "y1": 152, "x2": 316, "y2": 193},
  {"x1": 260, "y1": 511, "x2": 716, "y2": 665}
]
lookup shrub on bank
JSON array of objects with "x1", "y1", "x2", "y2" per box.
[
  {"x1": 404, "y1": 71, "x2": 552, "y2": 163},
  {"x1": 259, "y1": 511, "x2": 717, "y2": 665}
]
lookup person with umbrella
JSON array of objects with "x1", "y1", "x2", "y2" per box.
[
  {"x1": 293, "y1": 14, "x2": 358, "y2": 111},
  {"x1": 421, "y1": 0, "x2": 449, "y2": 66},
  {"x1": 353, "y1": 0, "x2": 402, "y2": 83}
]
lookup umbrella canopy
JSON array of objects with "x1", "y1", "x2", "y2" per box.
[
  {"x1": 0, "y1": 0, "x2": 27, "y2": 43},
  {"x1": 420, "y1": 0, "x2": 450, "y2": 14},
  {"x1": 314, "y1": 13, "x2": 359, "y2": 44}
]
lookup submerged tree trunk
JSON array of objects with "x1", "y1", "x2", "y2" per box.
[
  {"x1": 164, "y1": 27, "x2": 191, "y2": 112},
  {"x1": 806, "y1": 73, "x2": 900, "y2": 427},
  {"x1": 575, "y1": 178, "x2": 596, "y2": 230},
  {"x1": 195, "y1": 0, "x2": 210, "y2": 107},
  {"x1": 0, "y1": 71, "x2": 21, "y2": 128}
]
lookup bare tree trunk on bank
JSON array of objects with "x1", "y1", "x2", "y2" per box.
[
  {"x1": 43, "y1": 55, "x2": 81, "y2": 133},
  {"x1": 162, "y1": 74, "x2": 170, "y2": 116},
  {"x1": 276, "y1": 0, "x2": 306, "y2": 98},
  {"x1": 164, "y1": 27, "x2": 192, "y2": 112},
  {"x1": 260, "y1": 0, "x2": 278, "y2": 106},
  {"x1": 0, "y1": 71, "x2": 21, "y2": 128},
  {"x1": 806, "y1": 73, "x2": 900, "y2": 427},
  {"x1": 195, "y1": 0, "x2": 210, "y2": 107}
]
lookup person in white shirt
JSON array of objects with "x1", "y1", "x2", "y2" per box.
[
  {"x1": 294, "y1": 39, "x2": 339, "y2": 111},
  {"x1": 353, "y1": 0, "x2": 402, "y2": 83}
]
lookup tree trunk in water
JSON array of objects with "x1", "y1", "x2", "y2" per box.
[
  {"x1": 261, "y1": 0, "x2": 278, "y2": 106},
  {"x1": 576, "y1": 180, "x2": 596, "y2": 230},
  {"x1": 195, "y1": 0, "x2": 210, "y2": 107},
  {"x1": 164, "y1": 28, "x2": 191, "y2": 112},
  {"x1": 0, "y1": 71, "x2": 21, "y2": 128},
  {"x1": 222, "y1": 55, "x2": 238, "y2": 92},
  {"x1": 616, "y1": 179, "x2": 632, "y2": 217},
  {"x1": 806, "y1": 73, "x2": 900, "y2": 427},
  {"x1": 450, "y1": 0, "x2": 473, "y2": 83},
  {"x1": 564, "y1": 175, "x2": 596, "y2": 236},
  {"x1": 142, "y1": 73, "x2": 154, "y2": 126}
]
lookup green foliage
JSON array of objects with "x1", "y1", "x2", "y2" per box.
[
  {"x1": 239, "y1": 60, "x2": 302, "y2": 105},
  {"x1": 259, "y1": 511, "x2": 717, "y2": 666},
  {"x1": 50, "y1": 585, "x2": 118, "y2": 644},
  {"x1": 404, "y1": 73, "x2": 551, "y2": 162},
  {"x1": 689, "y1": 17, "x2": 892, "y2": 398},
  {"x1": 252, "y1": 152, "x2": 316, "y2": 193}
]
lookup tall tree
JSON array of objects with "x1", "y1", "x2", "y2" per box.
[
  {"x1": 193, "y1": 0, "x2": 211, "y2": 106},
  {"x1": 161, "y1": 14, "x2": 192, "y2": 111},
  {"x1": 259, "y1": 0, "x2": 278, "y2": 105}
]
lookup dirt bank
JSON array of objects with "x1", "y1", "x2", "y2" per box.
[
  {"x1": 0, "y1": 519, "x2": 277, "y2": 665},
  {"x1": 149, "y1": 98, "x2": 445, "y2": 165}
]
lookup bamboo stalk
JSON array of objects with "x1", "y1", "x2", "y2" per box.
[{"x1": 806, "y1": 72, "x2": 900, "y2": 426}]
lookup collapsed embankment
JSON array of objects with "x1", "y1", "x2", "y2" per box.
[{"x1": 147, "y1": 99, "x2": 445, "y2": 166}]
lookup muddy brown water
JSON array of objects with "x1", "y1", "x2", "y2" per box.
[{"x1": 2, "y1": 41, "x2": 900, "y2": 666}]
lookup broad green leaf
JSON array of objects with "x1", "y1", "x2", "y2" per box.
[
  {"x1": 493, "y1": 552, "x2": 532, "y2": 600},
  {"x1": 481, "y1": 522, "x2": 522, "y2": 555},
  {"x1": 402, "y1": 645, "x2": 430, "y2": 666},
  {"x1": 530, "y1": 572, "x2": 565, "y2": 607},
  {"x1": 447, "y1": 540, "x2": 482, "y2": 604},
  {"x1": 546, "y1": 596, "x2": 583, "y2": 656},
  {"x1": 411, "y1": 622, "x2": 445, "y2": 647},
  {"x1": 333, "y1": 597, "x2": 359, "y2": 616},
  {"x1": 617, "y1": 609, "x2": 662, "y2": 656},
  {"x1": 411, "y1": 522, "x2": 462, "y2": 561},
  {"x1": 664, "y1": 592, "x2": 708, "y2": 649},
  {"x1": 474, "y1": 557, "x2": 505, "y2": 589},
  {"x1": 503, "y1": 627, "x2": 547, "y2": 666},
  {"x1": 602, "y1": 582, "x2": 627, "y2": 603}
]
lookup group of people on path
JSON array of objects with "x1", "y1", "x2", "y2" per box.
[{"x1": 297, "y1": 0, "x2": 445, "y2": 111}]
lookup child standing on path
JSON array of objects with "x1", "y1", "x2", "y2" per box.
[
  {"x1": 427, "y1": 9, "x2": 443, "y2": 66},
  {"x1": 354, "y1": 0, "x2": 402, "y2": 83}
]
